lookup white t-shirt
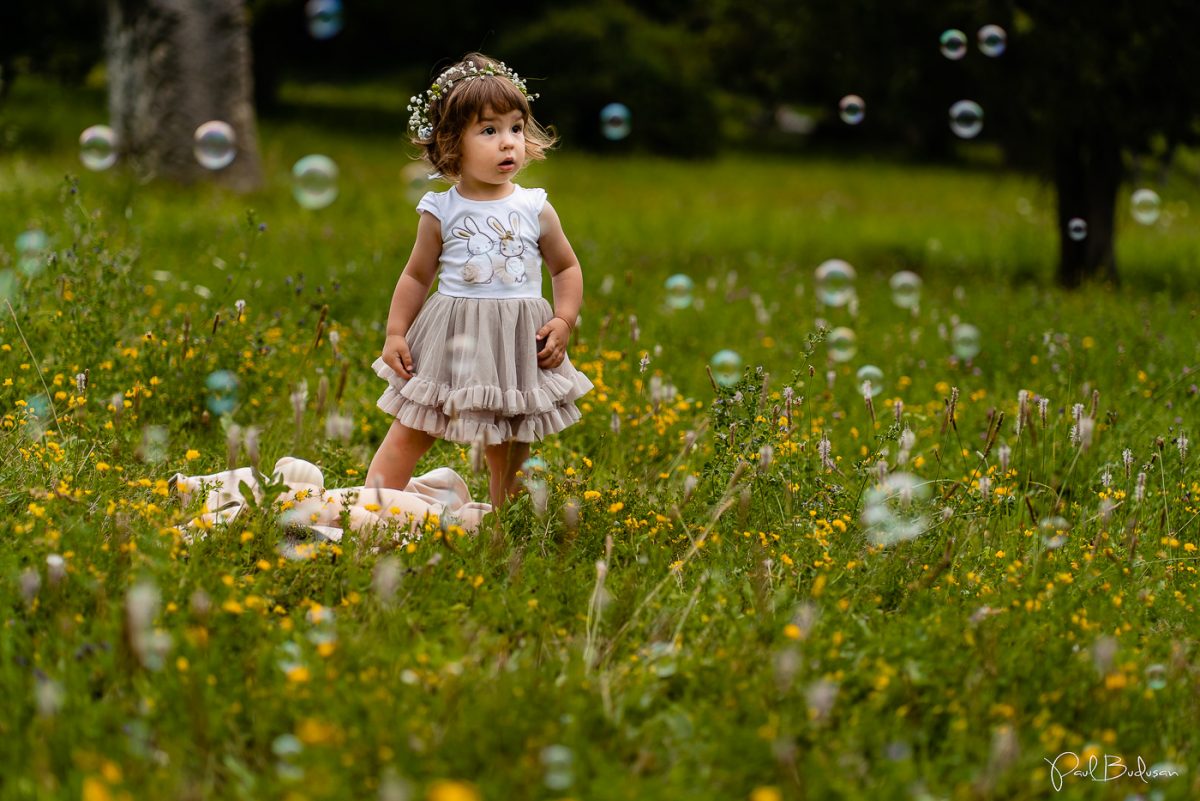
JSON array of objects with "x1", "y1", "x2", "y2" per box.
[{"x1": 416, "y1": 184, "x2": 547, "y2": 300}]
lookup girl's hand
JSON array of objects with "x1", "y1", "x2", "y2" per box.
[
  {"x1": 382, "y1": 334, "x2": 416, "y2": 379},
  {"x1": 535, "y1": 317, "x2": 571, "y2": 369}
]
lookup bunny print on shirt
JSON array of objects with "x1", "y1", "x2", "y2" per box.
[
  {"x1": 488, "y1": 212, "x2": 528, "y2": 284},
  {"x1": 452, "y1": 216, "x2": 497, "y2": 284}
]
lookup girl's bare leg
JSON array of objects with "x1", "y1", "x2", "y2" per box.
[
  {"x1": 485, "y1": 439, "x2": 531, "y2": 509},
  {"x1": 366, "y1": 421, "x2": 437, "y2": 490}
]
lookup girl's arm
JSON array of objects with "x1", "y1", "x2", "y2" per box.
[
  {"x1": 382, "y1": 212, "x2": 442, "y2": 377},
  {"x1": 538, "y1": 201, "x2": 582, "y2": 332}
]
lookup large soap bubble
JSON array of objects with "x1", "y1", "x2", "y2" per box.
[
  {"x1": 977, "y1": 25, "x2": 1007, "y2": 57},
  {"x1": 827, "y1": 327, "x2": 857, "y2": 363},
  {"x1": 306, "y1": 0, "x2": 343, "y2": 39},
  {"x1": 862, "y1": 472, "x2": 930, "y2": 547},
  {"x1": 80, "y1": 125, "x2": 117, "y2": 171},
  {"x1": 205, "y1": 370, "x2": 239, "y2": 416},
  {"x1": 814, "y1": 259, "x2": 856, "y2": 306},
  {"x1": 889, "y1": 271, "x2": 922, "y2": 309},
  {"x1": 664, "y1": 274, "x2": 694, "y2": 310},
  {"x1": 939, "y1": 29, "x2": 968, "y2": 60},
  {"x1": 710, "y1": 350, "x2": 743, "y2": 387},
  {"x1": 838, "y1": 95, "x2": 865, "y2": 125},
  {"x1": 600, "y1": 103, "x2": 632, "y2": 141},
  {"x1": 193, "y1": 121, "x2": 237, "y2": 170},
  {"x1": 951, "y1": 323, "x2": 981, "y2": 360},
  {"x1": 292, "y1": 155, "x2": 339, "y2": 210},
  {"x1": 1130, "y1": 189, "x2": 1161, "y2": 225},
  {"x1": 949, "y1": 100, "x2": 984, "y2": 139},
  {"x1": 856, "y1": 364, "x2": 884, "y2": 398}
]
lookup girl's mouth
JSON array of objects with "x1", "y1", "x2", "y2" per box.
[{"x1": 499, "y1": 158, "x2": 515, "y2": 170}]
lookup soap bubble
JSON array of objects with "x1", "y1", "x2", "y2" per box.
[
  {"x1": 402, "y1": 160, "x2": 435, "y2": 204},
  {"x1": 16, "y1": 229, "x2": 48, "y2": 277},
  {"x1": 856, "y1": 364, "x2": 884, "y2": 398},
  {"x1": 1144, "y1": 664, "x2": 1167, "y2": 690},
  {"x1": 292, "y1": 155, "x2": 339, "y2": 210},
  {"x1": 838, "y1": 95, "x2": 865, "y2": 125},
  {"x1": 193, "y1": 121, "x2": 237, "y2": 170},
  {"x1": 827, "y1": 327, "x2": 857, "y2": 363},
  {"x1": 949, "y1": 100, "x2": 984, "y2": 139},
  {"x1": 710, "y1": 350, "x2": 742, "y2": 387},
  {"x1": 814, "y1": 259, "x2": 856, "y2": 306},
  {"x1": 1038, "y1": 516, "x2": 1071, "y2": 550},
  {"x1": 939, "y1": 29, "x2": 968, "y2": 60},
  {"x1": 977, "y1": 24, "x2": 1007, "y2": 57},
  {"x1": 862, "y1": 472, "x2": 930, "y2": 546},
  {"x1": 139, "y1": 425, "x2": 169, "y2": 463},
  {"x1": 205, "y1": 370, "x2": 239, "y2": 416},
  {"x1": 951, "y1": 323, "x2": 981, "y2": 360},
  {"x1": 600, "y1": 103, "x2": 631, "y2": 141},
  {"x1": 889, "y1": 271, "x2": 922, "y2": 309},
  {"x1": 79, "y1": 125, "x2": 117, "y2": 171},
  {"x1": 1067, "y1": 218, "x2": 1088, "y2": 241},
  {"x1": 664, "y1": 273, "x2": 694, "y2": 309},
  {"x1": 1130, "y1": 188, "x2": 1161, "y2": 225},
  {"x1": 540, "y1": 744, "x2": 574, "y2": 791},
  {"x1": 306, "y1": 0, "x2": 343, "y2": 39}
]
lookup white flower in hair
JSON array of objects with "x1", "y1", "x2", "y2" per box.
[{"x1": 407, "y1": 60, "x2": 540, "y2": 141}]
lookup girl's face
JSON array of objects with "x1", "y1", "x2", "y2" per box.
[{"x1": 458, "y1": 107, "x2": 526, "y2": 191}]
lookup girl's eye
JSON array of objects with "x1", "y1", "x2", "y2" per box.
[{"x1": 512, "y1": 125, "x2": 524, "y2": 134}]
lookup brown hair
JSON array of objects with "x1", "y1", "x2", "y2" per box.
[{"x1": 413, "y1": 53, "x2": 557, "y2": 181}]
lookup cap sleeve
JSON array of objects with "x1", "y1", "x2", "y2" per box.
[
  {"x1": 526, "y1": 187, "x2": 548, "y2": 216},
  {"x1": 415, "y1": 191, "x2": 440, "y2": 219}
]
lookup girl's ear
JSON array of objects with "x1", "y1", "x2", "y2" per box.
[
  {"x1": 487, "y1": 216, "x2": 507, "y2": 236},
  {"x1": 509, "y1": 211, "x2": 520, "y2": 235}
]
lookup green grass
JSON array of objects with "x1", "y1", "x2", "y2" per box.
[{"x1": 1, "y1": 76, "x2": 1198, "y2": 800}]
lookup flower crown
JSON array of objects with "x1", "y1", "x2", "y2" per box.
[{"x1": 407, "y1": 61, "x2": 540, "y2": 141}]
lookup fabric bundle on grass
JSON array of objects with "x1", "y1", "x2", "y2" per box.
[{"x1": 171, "y1": 457, "x2": 490, "y2": 557}]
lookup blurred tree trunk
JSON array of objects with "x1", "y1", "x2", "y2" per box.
[
  {"x1": 1054, "y1": 130, "x2": 1120, "y2": 287},
  {"x1": 106, "y1": 0, "x2": 262, "y2": 190}
]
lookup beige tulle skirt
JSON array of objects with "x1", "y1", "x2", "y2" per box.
[{"x1": 372, "y1": 293, "x2": 594, "y2": 445}]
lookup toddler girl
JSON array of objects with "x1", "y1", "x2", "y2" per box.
[{"x1": 366, "y1": 53, "x2": 593, "y2": 509}]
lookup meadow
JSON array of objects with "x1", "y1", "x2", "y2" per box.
[{"x1": 1, "y1": 77, "x2": 1198, "y2": 800}]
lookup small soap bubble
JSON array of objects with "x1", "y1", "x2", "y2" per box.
[
  {"x1": 889, "y1": 270, "x2": 922, "y2": 309},
  {"x1": 600, "y1": 102, "x2": 631, "y2": 141},
  {"x1": 292, "y1": 154, "x2": 339, "y2": 210},
  {"x1": 940, "y1": 29, "x2": 968, "y2": 60},
  {"x1": 664, "y1": 273, "x2": 694, "y2": 309},
  {"x1": 16, "y1": 229, "x2": 48, "y2": 277},
  {"x1": 814, "y1": 259, "x2": 856, "y2": 306},
  {"x1": 79, "y1": 125, "x2": 117, "y2": 171},
  {"x1": 540, "y1": 744, "x2": 574, "y2": 791},
  {"x1": 977, "y1": 24, "x2": 1007, "y2": 56},
  {"x1": 949, "y1": 100, "x2": 984, "y2": 139},
  {"x1": 1130, "y1": 188, "x2": 1161, "y2": 225},
  {"x1": 951, "y1": 323, "x2": 981, "y2": 360},
  {"x1": 710, "y1": 350, "x2": 743, "y2": 387},
  {"x1": 193, "y1": 121, "x2": 237, "y2": 170},
  {"x1": 205, "y1": 370, "x2": 239, "y2": 416},
  {"x1": 1038, "y1": 515, "x2": 1071, "y2": 550},
  {"x1": 827, "y1": 327, "x2": 857, "y2": 363},
  {"x1": 139, "y1": 425, "x2": 169, "y2": 463},
  {"x1": 305, "y1": 0, "x2": 343, "y2": 39},
  {"x1": 862, "y1": 472, "x2": 930, "y2": 546},
  {"x1": 1144, "y1": 663, "x2": 1167, "y2": 690},
  {"x1": 856, "y1": 364, "x2": 884, "y2": 398},
  {"x1": 402, "y1": 161, "x2": 435, "y2": 205},
  {"x1": 1067, "y1": 217, "x2": 1088, "y2": 241},
  {"x1": 838, "y1": 94, "x2": 865, "y2": 125}
]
